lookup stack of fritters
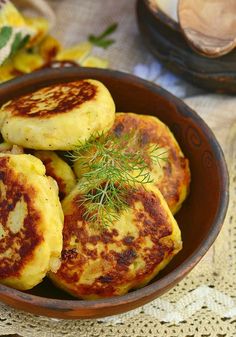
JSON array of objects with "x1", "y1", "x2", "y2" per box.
[
  {"x1": 0, "y1": 79, "x2": 190, "y2": 298},
  {"x1": 0, "y1": 154, "x2": 63, "y2": 290}
]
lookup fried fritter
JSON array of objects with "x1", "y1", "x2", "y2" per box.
[
  {"x1": 49, "y1": 182, "x2": 182, "y2": 299},
  {"x1": 0, "y1": 154, "x2": 63, "y2": 290},
  {"x1": 0, "y1": 79, "x2": 115, "y2": 150},
  {"x1": 34, "y1": 150, "x2": 76, "y2": 199},
  {"x1": 109, "y1": 113, "x2": 190, "y2": 214},
  {"x1": 0, "y1": 142, "x2": 24, "y2": 154}
]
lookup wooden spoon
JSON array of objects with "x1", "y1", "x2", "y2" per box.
[{"x1": 178, "y1": 0, "x2": 236, "y2": 58}]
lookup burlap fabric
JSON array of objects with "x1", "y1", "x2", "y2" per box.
[{"x1": 0, "y1": 1, "x2": 235, "y2": 336}]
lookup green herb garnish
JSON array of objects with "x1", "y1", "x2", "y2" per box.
[
  {"x1": 0, "y1": 26, "x2": 13, "y2": 49},
  {"x1": 88, "y1": 23, "x2": 118, "y2": 49},
  {"x1": 10, "y1": 32, "x2": 29, "y2": 57},
  {"x1": 0, "y1": 26, "x2": 30, "y2": 64},
  {"x1": 68, "y1": 132, "x2": 167, "y2": 227}
]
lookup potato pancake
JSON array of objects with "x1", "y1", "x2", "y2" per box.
[
  {"x1": 0, "y1": 79, "x2": 115, "y2": 150},
  {"x1": 0, "y1": 154, "x2": 63, "y2": 290},
  {"x1": 34, "y1": 151, "x2": 76, "y2": 199},
  {"x1": 0, "y1": 143, "x2": 24, "y2": 154},
  {"x1": 111, "y1": 113, "x2": 190, "y2": 214},
  {"x1": 49, "y1": 183, "x2": 182, "y2": 299}
]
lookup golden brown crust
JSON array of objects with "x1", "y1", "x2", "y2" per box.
[
  {"x1": 39, "y1": 156, "x2": 67, "y2": 199},
  {"x1": 34, "y1": 151, "x2": 76, "y2": 200},
  {"x1": 111, "y1": 113, "x2": 190, "y2": 213},
  {"x1": 53, "y1": 186, "x2": 176, "y2": 298},
  {"x1": 0, "y1": 157, "x2": 42, "y2": 279},
  {"x1": 5, "y1": 81, "x2": 96, "y2": 119},
  {"x1": 0, "y1": 79, "x2": 115, "y2": 151}
]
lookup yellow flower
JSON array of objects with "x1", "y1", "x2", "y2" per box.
[
  {"x1": 81, "y1": 56, "x2": 108, "y2": 68},
  {"x1": 0, "y1": 61, "x2": 15, "y2": 83},
  {"x1": 56, "y1": 42, "x2": 92, "y2": 63},
  {"x1": 24, "y1": 16, "x2": 49, "y2": 47},
  {"x1": 13, "y1": 50, "x2": 43, "y2": 73},
  {"x1": 0, "y1": 1, "x2": 26, "y2": 28},
  {"x1": 39, "y1": 35, "x2": 61, "y2": 62}
]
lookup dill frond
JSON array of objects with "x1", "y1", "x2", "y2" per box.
[{"x1": 68, "y1": 131, "x2": 168, "y2": 227}]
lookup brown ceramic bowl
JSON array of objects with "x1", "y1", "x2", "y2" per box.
[
  {"x1": 0, "y1": 67, "x2": 229, "y2": 319},
  {"x1": 136, "y1": 0, "x2": 236, "y2": 93}
]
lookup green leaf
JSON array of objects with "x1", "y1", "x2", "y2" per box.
[
  {"x1": 88, "y1": 22, "x2": 118, "y2": 49},
  {"x1": 96, "y1": 22, "x2": 118, "y2": 40},
  {"x1": 10, "y1": 32, "x2": 22, "y2": 56},
  {"x1": 0, "y1": 26, "x2": 13, "y2": 49},
  {"x1": 88, "y1": 37, "x2": 115, "y2": 49},
  {"x1": 18, "y1": 34, "x2": 30, "y2": 50},
  {"x1": 10, "y1": 33, "x2": 30, "y2": 57}
]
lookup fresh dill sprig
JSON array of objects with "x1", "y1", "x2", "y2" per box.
[{"x1": 68, "y1": 131, "x2": 167, "y2": 228}]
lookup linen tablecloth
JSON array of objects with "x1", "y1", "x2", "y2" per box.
[{"x1": 0, "y1": 1, "x2": 235, "y2": 336}]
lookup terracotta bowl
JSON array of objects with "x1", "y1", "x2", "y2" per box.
[
  {"x1": 136, "y1": 0, "x2": 236, "y2": 93},
  {"x1": 0, "y1": 67, "x2": 229, "y2": 319}
]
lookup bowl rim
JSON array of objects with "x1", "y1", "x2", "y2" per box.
[
  {"x1": 0, "y1": 67, "x2": 229, "y2": 315},
  {"x1": 144, "y1": 0, "x2": 180, "y2": 32}
]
